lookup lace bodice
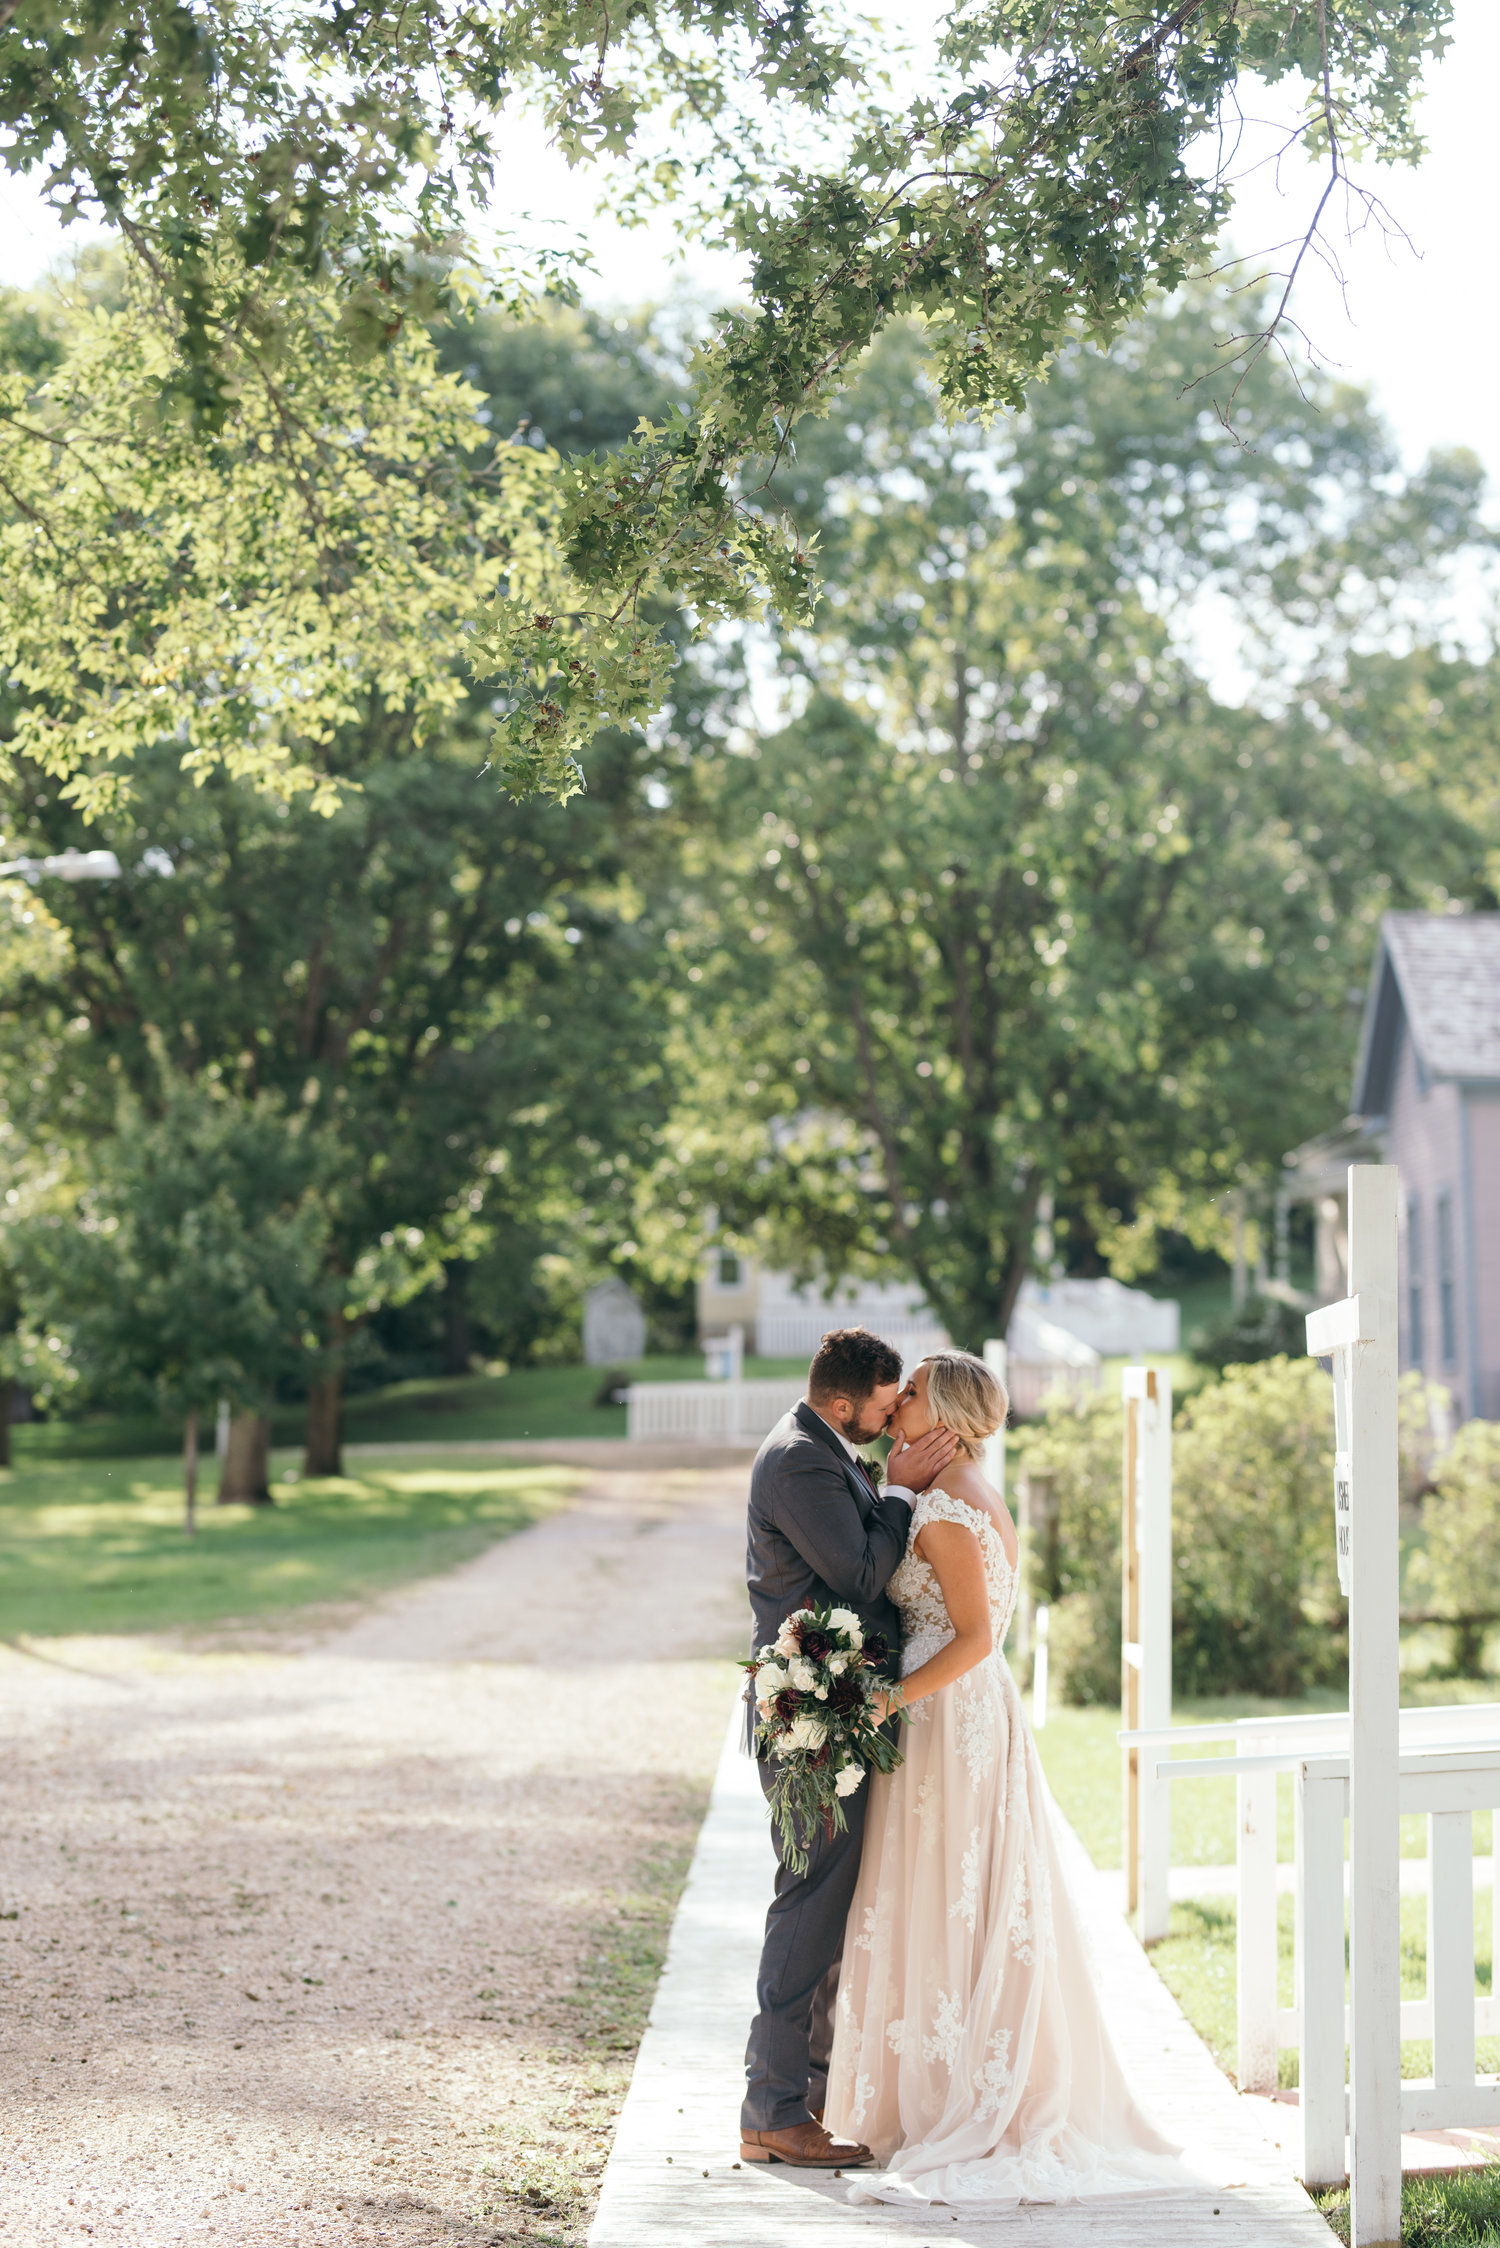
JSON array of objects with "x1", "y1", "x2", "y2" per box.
[{"x1": 888, "y1": 1488, "x2": 1017, "y2": 1678}]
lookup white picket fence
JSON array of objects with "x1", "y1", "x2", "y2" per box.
[
  {"x1": 1130, "y1": 1703, "x2": 1500, "y2": 2187},
  {"x1": 1007, "y1": 1357, "x2": 1102, "y2": 1421},
  {"x1": 625, "y1": 1379, "x2": 803, "y2": 1445},
  {"x1": 753, "y1": 1310, "x2": 947, "y2": 1360}
]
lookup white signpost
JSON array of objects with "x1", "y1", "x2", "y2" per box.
[
  {"x1": 1305, "y1": 1164, "x2": 1402, "y2": 2248},
  {"x1": 1121, "y1": 1364, "x2": 1171, "y2": 1943}
]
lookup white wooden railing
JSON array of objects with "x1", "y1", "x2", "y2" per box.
[
  {"x1": 625, "y1": 1380, "x2": 803, "y2": 1445},
  {"x1": 1128, "y1": 1704, "x2": 1500, "y2": 2188}
]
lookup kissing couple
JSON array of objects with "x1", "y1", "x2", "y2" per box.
[{"x1": 739, "y1": 1327, "x2": 1179, "y2": 2207}]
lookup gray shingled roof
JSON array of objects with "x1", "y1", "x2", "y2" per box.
[{"x1": 1354, "y1": 911, "x2": 1500, "y2": 1112}]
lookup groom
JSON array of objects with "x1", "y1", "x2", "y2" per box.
[{"x1": 740, "y1": 1327, "x2": 956, "y2": 2168}]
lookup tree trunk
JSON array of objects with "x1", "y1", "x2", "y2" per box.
[
  {"x1": 217, "y1": 1410, "x2": 273, "y2": 1504},
  {"x1": 995, "y1": 1166, "x2": 1046, "y2": 1341},
  {"x1": 303, "y1": 1368, "x2": 344, "y2": 1478},
  {"x1": 0, "y1": 1377, "x2": 13, "y2": 1470},
  {"x1": 442, "y1": 1260, "x2": 472, "y2": 1377},
  {"x1": 183, "y1": 1405, "x2": 199, "y2": 1537}
]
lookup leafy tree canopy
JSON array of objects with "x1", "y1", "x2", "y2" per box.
[
  {"x1": 0, "y1": 289, "x2": 681, "y2": 1444},
  {"x1": 0, "y1": 257, "x2": 592, "y2": 815},
  {"x1": 0, "y1": 1, "x2": 1454, "y2": 793},
  {"x1": 635, "y1": 298, "x2": 1490, "y2": 1344}
]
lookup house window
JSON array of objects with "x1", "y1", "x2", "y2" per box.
[
  {"x1": 1437, "y1": 1190, "x2": 1458, "y2": 1368},
  {"x1": 716, "y1": 1249, "x2": 742, "y2": 1289},
  {"x1": 1407, "y1": 1195, "x2": 1424, "y2": 1369}
]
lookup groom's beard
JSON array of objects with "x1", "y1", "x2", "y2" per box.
[{"x1": 840, "y1": 1406, "x2": 892, "y2": 1448}]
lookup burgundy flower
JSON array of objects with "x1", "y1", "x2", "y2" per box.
[{"x1": 801, "y1": 1631, "x2": 832, "y2": 1662}]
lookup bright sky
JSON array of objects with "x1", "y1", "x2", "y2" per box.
[{"x1": 1, "y1": 0, "x2": 1494, "y2": 490}]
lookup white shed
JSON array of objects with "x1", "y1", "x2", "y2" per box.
[{"x1": 583, "y1": 1278, "x2": 647, "y2": 1367}]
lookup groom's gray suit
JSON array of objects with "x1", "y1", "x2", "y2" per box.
[{"x1": 741, "y1": 1401, "x2": 914, "y2": 2134}]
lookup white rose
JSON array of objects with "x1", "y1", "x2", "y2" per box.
[
  {"x1": 834, "y1": 1762, "x2": 866, "y2": 1799},
  {"x1": 814, "y1": 1686, "x2": 828, "y2": 1701},
  {"x1": 826, "y1": 1609, "x2": 864, "y2": 1648},
  {"x1": 787, "y1": 1657, "x2": 818, "y2": 1692},
  {"x1": 755, "y1": 1663, "x2": 788, "y2": 1707},
  {"x1": 785, "y1": 1714, "x2": 828, "y2": 1754},
  {"x1": 827, "y1": 1654, "x2": 847, "y2": 1677}
]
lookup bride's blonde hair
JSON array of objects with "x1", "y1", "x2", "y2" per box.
[{"x1": 922, "y1": 1351, "x2": 1009, "y2": 1459}]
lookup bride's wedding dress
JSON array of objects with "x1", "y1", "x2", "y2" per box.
[{"x1": 824, "y1": 1488, "x2": 1182, "y2": 2206}]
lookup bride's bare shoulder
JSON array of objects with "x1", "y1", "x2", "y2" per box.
[{"x1": 927, "y1": 1466, "x2": 1018, "y2": 1567}]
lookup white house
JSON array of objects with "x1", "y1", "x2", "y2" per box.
[
  {"x1": 1013, "y1": 1275, "x2": 1179, "y2": 1357},
  {"x1": 695, "y1": 1253, "x2": 1172, "y2": 1420},
  {"x1": 1339, "y1": 911, "x2": 1500, "y2": 1419},
  {"x1": 696, "y1": 1250, "x2": 947, "y2": 1362}
]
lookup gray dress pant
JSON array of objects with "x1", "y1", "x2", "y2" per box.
[{"x1": 741, "y1": 1755, "x2": 869, "y2": 2133}]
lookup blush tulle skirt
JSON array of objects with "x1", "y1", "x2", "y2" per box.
[{"x1": 824, "y1": 1652, "x2": 1185, "y2": 2207}]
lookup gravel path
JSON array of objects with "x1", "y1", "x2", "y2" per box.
[{"x1": 0, "y1": 1452, "x2": 752, "y2": 2248}]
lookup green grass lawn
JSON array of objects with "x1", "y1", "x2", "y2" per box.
[
  {"x1": 1035, "y1": 1684, "x2": 1500, "y2": 1871},
  {"x1": 6, "y1": 1353, "x2": 811, "y2": 1462},
  {"x1": 0, "y1": 1449, "x2": 582, "y2": 1638},
  {"x1": 1316, "y1": 2164, "x2": 1500, "y2": 2246},
  {"x1": 312, "y1": 1353, "x2": 809, "y2": 1447},
  {"x1": 1149, "y1": 1888, "x2": 1500, "y2": 2093}
]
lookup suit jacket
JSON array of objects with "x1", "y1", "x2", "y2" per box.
[{"x1": 746, "y1": 1401, "x2": 912, "y2": 1679}]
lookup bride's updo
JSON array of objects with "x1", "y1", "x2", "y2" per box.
[{"x1": 923, "y1": 1350, "x2": 1009, "y2": 1458}]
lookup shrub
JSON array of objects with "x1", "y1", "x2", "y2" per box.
[
  {"x1": 1013, "y1": 1391, "x2": 1123, "y2": 1707},
  {"x1": 1171, "y1": 1356, "x2": 1345, "y2": 1697},
  {"x1": 1410, "y1": 1417, "x2": 1500, "y2": 1676},
  {"x1": 1014, "y1": 1357, "x2": 1348, "y2": 1703},
  {"x1": 1398, "y1": 1371, "x2": 1457, "y2": 1508},
  {"x1": 1191, "y1": 1292, "x2": 1309, "y2": 1374}
]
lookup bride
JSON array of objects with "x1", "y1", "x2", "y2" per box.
[{"x1": 824, "y1": 1348, "x2": 1180, "y2": 2206}]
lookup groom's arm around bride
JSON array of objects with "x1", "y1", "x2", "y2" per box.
[{"x1": 741, "y1": 1327, "x2": 956, "y2": 2169}]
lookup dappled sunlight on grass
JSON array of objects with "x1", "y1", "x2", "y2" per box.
[{"x1": 0, "y1": 1452, "x2": 581, "y2": 1638}]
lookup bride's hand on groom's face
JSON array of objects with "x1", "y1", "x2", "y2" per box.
[{"x1": 888, "y1": 1422, "x2": 958, "y2": 1493}]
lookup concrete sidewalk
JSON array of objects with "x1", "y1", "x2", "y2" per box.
[{"x1": 588, "y1": 1710, "x2": 1330, "y2": 2247}]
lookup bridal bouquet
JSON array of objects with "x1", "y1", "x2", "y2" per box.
[{"x1": 743, "y1": 1604, "x2": 905, "y2": 1873}]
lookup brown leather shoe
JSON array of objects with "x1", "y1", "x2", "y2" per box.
[{"x1": 740, "y1": 2121, "x2": 873, "y2": 2168}]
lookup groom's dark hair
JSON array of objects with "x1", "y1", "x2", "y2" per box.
[{"x1": 807, "y1": 1327, "x2": 903, "y2": 1405}]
